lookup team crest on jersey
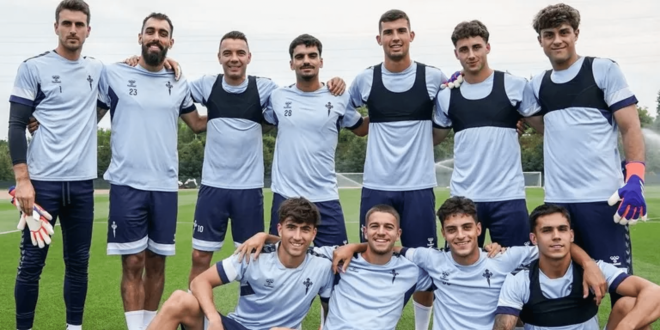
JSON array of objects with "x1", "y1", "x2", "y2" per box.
[
  {"x1": 391, "y1": 269, "x2": 399, "y2": 283},
  {"x1": 87, "y1": 75, "x2": 94, "y2": 90},
  {"x1": 483, "y1": 269, "x2": 493, "y2": 287},
  {"x1": 325, "y1": 101, "x2": 333, "y2": 116},
  {"x1": 52, "y1": 75, "x2": 61, "y2": 83},
  {"x1": 303, "y1": 278, "x2": 313, "y2": 294},
  {"x1": 265, "y1": 278, "x2": 274, "y2": 288},
  {"x1": 165, "y1": 81, "x2": 173, "y2": 95}
]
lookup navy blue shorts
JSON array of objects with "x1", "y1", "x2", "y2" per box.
[
  {"x1": 476, "y1": 199, "x2": 530, "y2": 247},
  {"x1": 552, "y1": 202, "x2": 633, "y2": 274},
  {"x1": 359, "y1": 187, "x2": 437, "y2": 248},
  {"x1": 192, "y1": 185, "x2": 264, "y2": 252},
  {"x1": 268, "y1": 193, "x2": 348, "y2": 247},
  {"x1": 106, "y1": 184, "x2": 178, "y2": 256}
]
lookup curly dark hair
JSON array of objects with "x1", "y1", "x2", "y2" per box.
[
  {"x1": 529, "y1": 204, "x2": 572, "y2": 232},
  {"x1": 532, "y1": 3, "x2": 580, "y2": 34},
  {"x1": 436, "y1": 196, "x2": 479, "y2": 227},
  {"x1": 451, "y1": 20, "x2": 489, "y2": 46},
  {"x1": 278, "y1": 197, "x2": 321, "y2": 227}
]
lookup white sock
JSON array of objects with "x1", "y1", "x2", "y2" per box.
[
  {"x1": 125, "y1": 310, "x2": 144, "y2": 330},
  {"x1": 413, "y1": 300, "x2": 432, "y2": 330},
  {"x1": 143, "y1": 310, "x2": 157, "y2": 329},
  {"x1": 319, "y1": 304, "x2": 325, "y2": 329},
  {"x1": 66, "y1": 325, "x2": 82, "y2": 330}
]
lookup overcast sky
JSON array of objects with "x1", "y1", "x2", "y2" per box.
[{"x1": 0, "y1": 0, "x2": 658, "y2": 139}]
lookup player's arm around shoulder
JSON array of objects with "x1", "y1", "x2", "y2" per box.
[
  {"x1": 178, "y1": 75, "x2": 207, "y2": 134},
  {"x1": 519, "y1": 72, "x2": 545, "y2": 134},
  {"x1": 493, "y1": 271, "x2": 529, "y2": 330},
  {"x1": 339, "y1": 91, "x2": 369, "y2": 137},
  {"x1": 432, "y1": 87, "x2": 453, "y2": 145},
  {"x1": 601, "y1": 261, "x2": 660, "y2": 329}
]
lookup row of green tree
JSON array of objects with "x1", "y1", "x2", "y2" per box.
[{"x1": 0, "y1": 92, "x2": 658, "y2": 182}]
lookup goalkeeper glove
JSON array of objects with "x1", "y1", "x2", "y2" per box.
[
  {"x1": 8, "y1": 186, "x2": 54, "y2": 248},
  {"x1": 607, "y1": 161, "x2": 647, "y2": 225}
]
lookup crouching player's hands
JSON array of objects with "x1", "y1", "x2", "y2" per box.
[
  {"x1": 608, "y1": 161, "x2": 647, "y2": 225},
  {"x1": 9, "y1": 186, "x2": 54, "y2": 248}
]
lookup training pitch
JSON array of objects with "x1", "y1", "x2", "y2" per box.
[{"x1": 0, "y1": 187, "x2": 659, "y2": 329}]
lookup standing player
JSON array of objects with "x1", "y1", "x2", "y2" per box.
[
  {"x1": 432, "y1": 20, "x2": 541, "y2": 247},
  {"x1": 97, "y1": 13, "x2": 206, "y2": 330},
  {"x1": 524, "y1": 4, "x2": 646, "y2": 286},
  {"x1": 7, "y1": 1, "x2": 101, "y2": 329},
  {"x1": 347, "y1": 9, "x2": 447, "y2": 329},
  {"x1": 264, "y1": 34, "x2": 368, "y2": 249},
  {"x1": 494, "y1": 204, "x2": 660, "y2": 330},
  {"x1": 145, "y1": 197, "x2": 335, "y2": 330},
  {"x1": 186, "y1": 31, "x2": 346, "y2": 285}
]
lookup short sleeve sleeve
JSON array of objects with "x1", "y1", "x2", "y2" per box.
[
  {"x1": 9, "y1": 62, "x2": 39, "y2": 107},
  {"x1": 495, "y1": 272, "x2": 529, "y2": 317},
  {"x1": 341, "y1": 92, "x2": 363, "y2": 129},
  {"x1": 179, "y1": 79, "x2": 196, "y2": 115},
  {"x1": 188, "y1": 76, "x2": 207, "y2": 106},
  {"x1": 594, "y1": 59, "x2": 638, "y2": 111},
  {"x1": 319, "y1": 268, "x2": 335, "y2": 302},
  {"x1": 216, "y1": 254, "x2": 248, "y2": 284},
  {"x1": 401, "y1": 247, "x2": 444, "y2": 272},
  {"x1": 432, "y1": 90, "x2": 452, "y2": 128},
  {"x1": 97, "y1": 65, "x2": 111, "y2": 110},
  {"x1": 263, "y1": 94, "x2": 278, "y2": 125},
  {"x1": 310, "y1": 246, "x2": 336, "y2": 260},
  {"x1": 519, "y1": 78, "x2": 542, "y2": 117},
  {"x1": 415, "y1": 267, "x2": 433, "y2": 291}
]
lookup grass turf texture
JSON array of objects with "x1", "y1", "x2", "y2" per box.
[{"x1": 1, "y1": 187, "x2": 659, "y2": 329}]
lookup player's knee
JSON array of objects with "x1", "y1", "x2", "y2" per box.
[
  {"x1": 122, "y1": 253, "x2": 145, "y2": 278},
  {"x1": 611, "y1": 296, "x2": 636, "y2": 318},
  {"x1": 192, "y1": 249, "x2": 213, "y2": 267},
  {"x1": 145, "y1": 251, "x2": 166, "y2": 276},
  {"x1": 164, "y1": 290, "x2": 197, "y2": 315}
]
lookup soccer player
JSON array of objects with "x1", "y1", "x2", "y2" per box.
[
  {"x1": 96, "y1": 13, "x2": 206, "y2": 330},
  {"x1": 494, "y1": 204, "x2": 660, "y2": 330},
  {"x1": 185, "y1": 30, "x2": 346, "y2": 285},
  {"x1": 7, "y1": 1, "x2": 101, "y2": 329},
  {"x1": 524, "y1": 4, "x2": 646, "y2": 284},
  {"x1": 347, "y1": 10, "x2": 448, "y2": 328},
  {"x1": 145, "y1": 197, "x2": 335, "y2": 330},
  {"x1": 264, "y1": 34, "x2": 368, "y2": 248},
  {"x1": 432, "y1": 20, "x2": 543, "y2": 248},
  {"x1": 334, "y1": 196, "x2": 607, "y2": 329}
]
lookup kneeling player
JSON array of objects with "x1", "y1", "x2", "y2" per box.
[
  {"x1": 146, "y1": 197, "x2": 335, "y2": 330},
  {"x1": 494, "y1": 204, "x2": 660, "y2": 330}
]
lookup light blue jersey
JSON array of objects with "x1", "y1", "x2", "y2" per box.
[
  {"x1": 433, "y1": 71, "x2": 533, "y2": 202},
  {"x1": 215, "y1": 243, "x2": 335, "y2": 330},
  {"x1": 98, "y1": 63, "x2": 195, "y2": 192},
  {"x1": 189, "y1": 75, "x2": 278, "y2": 189},
  {"x1": 497, "y1": 260, "x2": 628, "y2": 330},
  {"x1": 403, "y1": 246, "x2": 539, "y2": 329},
  {"x1": 9, "y1": 51, "x2": 103, "y2": 181},
  {"x1": 349, "y1": 62, "x2": 447, "y2": 191},
  {"x1": 525, "y1": 56, "x2": 638, "y2": 203},
  {"x1": 312, "y1": 246, "x2": 431, "y2": 330},
  {"x1": 264, "y1": 84, "x2": 363, "y2": 202}
]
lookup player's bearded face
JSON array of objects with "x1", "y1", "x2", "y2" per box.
[
  {"x1": 364, "y1": 213, "x2": 401, "y2": 255},
  {"x1": 291, "y1": 46, "x2": 322, "y2": 81},
  {"x1": 278, "y1": 221, "x2": 315, "y2": 258},
  {"x1": 442, "y1": 215, "x2": 481, "y2": 258},
  {"x1": 142, "y1": 40, "x2": 169, "y2": 67},
  {"x1": 531, "y1": 214, "x2": 574, "y2": 260},
  {"x1": 538, "y1": 24, "x2": 578, "y2": 66}
]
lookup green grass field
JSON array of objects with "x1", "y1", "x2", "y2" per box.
[{"x1": 1, "y1": 187, "x2": 659, "y2": 329}]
